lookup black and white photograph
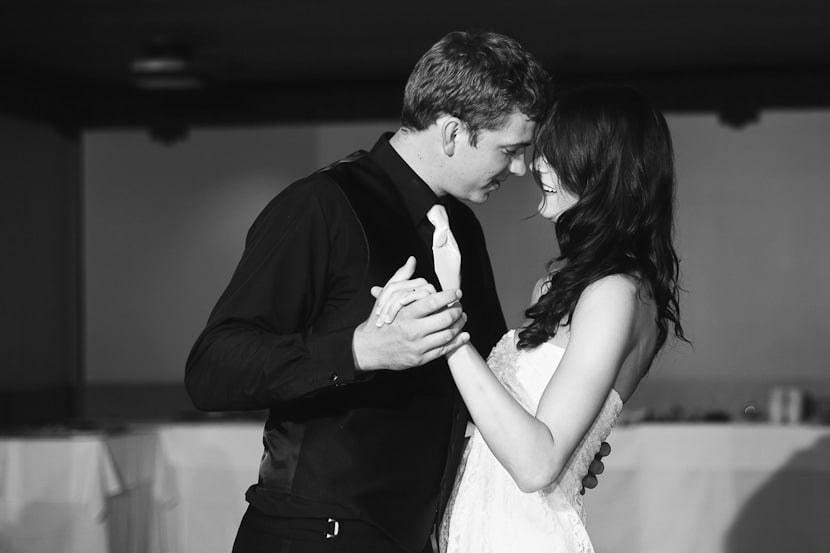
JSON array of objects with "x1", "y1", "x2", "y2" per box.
[{"x1": 1, "y1": 2, "x2": 830, "y2": 553}]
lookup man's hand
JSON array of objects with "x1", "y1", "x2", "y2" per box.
[
  {"x1": 580, "y1": 441, "x2": 611, "y2": 494},
  {"x1": 354, "y1": 257, "x2": 468, "y2": 372}
]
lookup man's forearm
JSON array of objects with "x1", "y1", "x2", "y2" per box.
[{"x1": 185, "y1": 321, "x2": 357, "y2": 411}]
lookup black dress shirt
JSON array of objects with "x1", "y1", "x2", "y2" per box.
[{"x1": 185, "y1": 134, "x2": 507, "y2": 553}]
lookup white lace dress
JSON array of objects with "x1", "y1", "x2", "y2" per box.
[{"x1": 440, "y1": 330, "x2": 623, "y2": 553}]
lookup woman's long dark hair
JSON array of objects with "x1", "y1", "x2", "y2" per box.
[{"x1": 517, "y1": 86, "x2": 686, "y2": 354}]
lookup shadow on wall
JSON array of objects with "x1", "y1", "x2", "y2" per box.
[{"x1": 725, "y1": 434, "x2": 830, "y2": 553}]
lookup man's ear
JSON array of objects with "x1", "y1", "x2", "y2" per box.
[{"x1": 439, "y1": 116, "x2": 463, "y2": 157}]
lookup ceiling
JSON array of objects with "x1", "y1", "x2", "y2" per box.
[{"x1": 1, "y1": 0, "x2": 829, "y2": 134}]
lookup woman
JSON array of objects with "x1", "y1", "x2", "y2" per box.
[{"x1": 376, "y1": 86, "x2": 686, "y2": 552}]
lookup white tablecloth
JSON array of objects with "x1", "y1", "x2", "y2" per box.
[
  {"x1": 106, "y1": 429, "x2": 159, "y2": 553},
  {"x1": 0, "y1": 434, "x2": 122, "y2": 553},
  {"x1": 583, "y1": 424, "x2": 830, "y2": 553},
  {"x1": 148, "y1": 422, "x2": 263, "y2": 553},
  {"x1": 17, "y1": 422, "x2": 822, "y2": 553}
]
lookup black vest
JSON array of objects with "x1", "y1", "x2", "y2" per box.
[{"x1": 250, "y1": 152, "x2": 506, "y2": 553}]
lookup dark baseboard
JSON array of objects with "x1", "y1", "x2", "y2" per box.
[
  {"x1": 80, "y1": 382, "x2": 199, "y2": 422},
  {"x1": 0, "y1": 386, "x2": 77, "y2": 430},
  {"x1": 79, "y1": 383, "x2": 267, "y2": 423}
]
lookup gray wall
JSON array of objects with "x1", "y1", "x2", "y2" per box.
[
  {"x1": 1, "y1": 113, "x2": 81, "y2": 424},
  {"x1": 82, "y1": 111, "x2": 830, "y2": 418}
]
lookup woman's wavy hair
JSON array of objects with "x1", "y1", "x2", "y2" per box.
[
  {"x1": 518, "y1": 86, "x2": 686, "y2": 354},
  {"x1": 400, "y1": 30, "x2": 550, "y2": 145}
]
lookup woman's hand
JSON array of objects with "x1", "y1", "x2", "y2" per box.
[
  {"x1": 370, "y1": 206, "x2": 462, "y2": 327},
  {"x1": 370, "y1": 257, "x2": 438, "y2": 327},
  {"x1": 427, "y1": 204, "x2": 461, "y2": 291},
  {"x1": 370, "y1": 255, "x2": 465, "y2": 328}
]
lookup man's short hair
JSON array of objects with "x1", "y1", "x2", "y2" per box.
[{"x1": 401, "y1": 30, "x2": 551, "y2": 145}]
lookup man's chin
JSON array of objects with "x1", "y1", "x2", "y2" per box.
[{"x1": 472, "y1": 189, "x2": 496, "y2": 203}]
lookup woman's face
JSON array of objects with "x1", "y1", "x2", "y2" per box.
[{"x1": 534, "y1": 158, "x2": 578, "y2": 222}]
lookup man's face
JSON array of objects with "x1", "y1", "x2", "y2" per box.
[{"x1": 443, "y1": 111, "x2": 536, "y2": 204}]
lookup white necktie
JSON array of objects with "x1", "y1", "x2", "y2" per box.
[{"x1": 427, "y1": 204, "x2": 461, "y2": 290}]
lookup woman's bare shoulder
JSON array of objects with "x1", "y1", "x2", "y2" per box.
[
  {"x1": 574, "y1": 274, "x2": 654, "y2": 331},
  {"x1": 582, "y1": 273, "x2": 647, "y2": 302}
]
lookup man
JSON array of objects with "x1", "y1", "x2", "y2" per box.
[{"x1": 185, "y1": 30, "x2": 597, "y2": 553}]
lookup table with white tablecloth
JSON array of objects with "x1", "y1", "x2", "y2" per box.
[
  {"x1": 0, "y1": 423, "x2": 262, "y2": 553},
  {"x1": 106, "y1": 429, "x2": 159, "y2": 553},
  {"x1": 7, "y1": 422, "x2": 826, "y2": 553},
  {"x1": 0, "y1": 433, "x2": 122, "y2": 553},
  {"x1": 583, "y1": 424, "x2": 830, "y2": 553},
  {"x1": 116, "y1": 422, "x2": 830, "y2": 553},
  {"x1": 147, "y1": 422, "x2": 263, "y2": 553}
]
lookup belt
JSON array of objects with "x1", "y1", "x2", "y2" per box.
[
  {"x1": 311, "y1": 517, "x2": 342, "y2": 539},
  {"x1": 265, "y1": 516, "x2": 343, "y2": 539},
  {"x1": 242, "y1": 508, "x2": 400, "y2": 545}
]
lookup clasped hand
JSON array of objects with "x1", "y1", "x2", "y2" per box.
[
  {"x1": 352, "y1": 257, "x2": 469, "y2": 372},
  {"x1": 357, "y1": 258, "x2": 610, "y2": 493}
]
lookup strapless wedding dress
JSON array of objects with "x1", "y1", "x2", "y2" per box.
[{"x1": 440, "y1": 330, "x2": 623, "y2": 553}]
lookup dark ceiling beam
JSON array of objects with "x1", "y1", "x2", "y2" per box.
[
  {"x1": 3, "y1": 64, "x2": 829, "y2": 137},
  {"x1": 559, "y1": 64, "x2": 830, "y2": 127}
]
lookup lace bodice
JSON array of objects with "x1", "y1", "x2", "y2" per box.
[{"x1": 440, "y1": 330, "x2": 623, "y2": 553}]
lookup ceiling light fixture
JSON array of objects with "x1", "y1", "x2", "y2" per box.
[{"x1": 130, "y1": 39, "x2": 205, "y2": 91}]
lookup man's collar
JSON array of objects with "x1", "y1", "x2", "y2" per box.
[{"x1": 370, "y1": 133, "x2": 440, "y2": 227}]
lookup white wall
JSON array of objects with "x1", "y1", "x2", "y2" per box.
[{"x1": 83, "y1": 112, "x2": 830, "y2": 410}]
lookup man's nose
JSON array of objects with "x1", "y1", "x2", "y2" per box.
[{"x1": 510, "y1": 155, "x2": 527, "y2": 176}]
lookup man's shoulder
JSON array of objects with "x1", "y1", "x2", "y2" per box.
[
  {"x1": 277, "y1": 151, "x2": 374, "y2": 202},
  {"x1": 278, "y1": 150, "x2": 378, "y2": 195},
  {"x1": 316, "y1": 149, "x2": 371, "y2": 174},
  {"x1": 269, "y1": 173, "x2": 341, "y2": 207},
  {"x1": 315, "y1": 149, "x2": 389, "y2": 189},
  {"x1": 254, "y1": 167, "x2": 357, "y2": 227}
]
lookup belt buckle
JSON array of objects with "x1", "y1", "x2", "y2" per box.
[{"x1": 325, "y1": 517, "x2": 340, "y2": 539}]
